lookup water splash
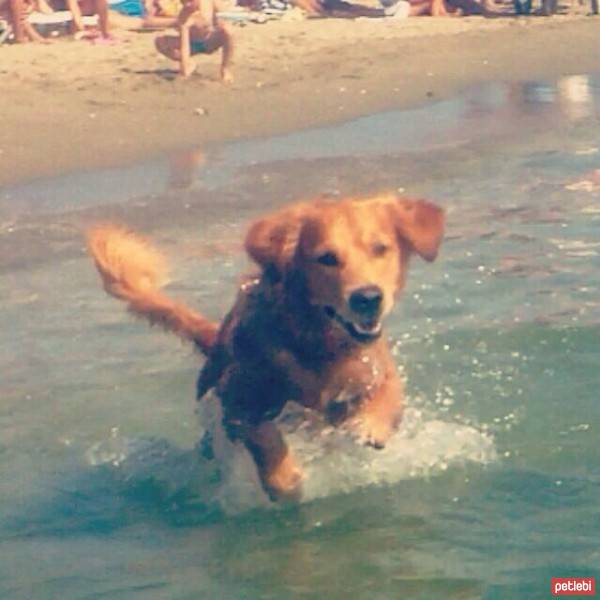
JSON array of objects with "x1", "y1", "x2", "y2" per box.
[{"x1": 84, "y1": 399, "x2": 496, "y2": 515}]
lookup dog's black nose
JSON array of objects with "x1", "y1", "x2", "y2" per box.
[{"x1": 349, "y1": 286, "x2": 383, "y2": 315}]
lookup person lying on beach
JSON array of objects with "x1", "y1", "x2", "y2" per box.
[
  {"x1": 155, "y1": 0, "x2": 234, "y2": 81},
  {"x1": 294, "y1": 0, "x2": 487, "y2": 15},
  {"x1": 430, "y1": 0, "x2": 489, "y2": 16},
  {"x1": 379, "y1": 0, "x2": 457, "y2": 17},
  {"x1": 237, "y1": 0, "x2": 323, "y2": 13},
  {"x1": 99, "y1": 0, "x2": 199, "y2": 35},
  {"x1": 317, "y1": 0, "x2": 423, "y2": 17},
  {"x1": 92, "y1": 0, "x2": 180, "y2": 32},
  {"x1": 1, "y1": 0, "x2": 52, "y2": 41}
]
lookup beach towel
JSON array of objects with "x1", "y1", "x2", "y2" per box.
[
  {"x1": 27, "y1": 10, "x2": 98, "y2": 24},
  {"x1": 109, "y1": 0, "x2": 145, "y2": 16}
]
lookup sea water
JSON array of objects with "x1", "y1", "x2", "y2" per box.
[{"x1": 1, "y1": 74, "x2": 599, "y2": 599}]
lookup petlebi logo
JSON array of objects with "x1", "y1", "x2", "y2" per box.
[{"x1": 551, "y1": 578, "x2": 596, "y2": 596}]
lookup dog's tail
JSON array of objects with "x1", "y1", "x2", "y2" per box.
[{"x1": 87, "y1": 225, "x2": 218, "y2": 355}]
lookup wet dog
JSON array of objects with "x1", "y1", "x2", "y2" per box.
[{"x1": 88, "y1": 194, "x2": 444, "y2": 501}]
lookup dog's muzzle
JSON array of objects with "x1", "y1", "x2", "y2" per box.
[
  {"x1": 323, "y1": 304, "x2": 383, "y2": 344},
  {"x1": 349, "y1": 285, "x2": 383, "y2": 317}
]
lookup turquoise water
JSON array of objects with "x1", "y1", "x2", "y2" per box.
[{"x1": 1, "y1": 74, "x2": 600, "y2": 599}]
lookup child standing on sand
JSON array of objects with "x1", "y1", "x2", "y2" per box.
[{"x1": 155, "y1": 0, "x2": 233, "y2": 82}]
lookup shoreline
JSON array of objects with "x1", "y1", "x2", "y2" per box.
[{"x1": 1, "y1": 15, "x2": 600, "y2": 187}]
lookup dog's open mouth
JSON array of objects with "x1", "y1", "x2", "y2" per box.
[{"x1": 323, "y1": 306, "x2": 382, "y2": 343}]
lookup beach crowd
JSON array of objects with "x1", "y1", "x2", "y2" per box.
[{"x1": 0, "y1": 0, "x2": 597, "y2": 82}]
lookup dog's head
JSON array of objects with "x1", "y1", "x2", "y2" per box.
[{"x1": 245, "y1": 195, "x2": 445, "y2": 344}]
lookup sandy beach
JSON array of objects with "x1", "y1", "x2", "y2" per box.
[{"x1": 1, "y1": 13, "x2": 600, "y2": 185}]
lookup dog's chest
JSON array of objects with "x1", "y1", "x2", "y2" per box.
[{"x1": 315, "y1": 349, "x2": 387, "y2": 423}]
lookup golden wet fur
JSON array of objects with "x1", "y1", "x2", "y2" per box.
[{"x1": 88, "y1": 194, "x2": 445, "y2": 501}]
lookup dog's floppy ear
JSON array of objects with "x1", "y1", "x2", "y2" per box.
[
  {"x1": 245, "y1": 203, "x2": 312, "y2": 274},
  {"x1": 387, "y1": 197, "x2": 445, "y2": 261}
]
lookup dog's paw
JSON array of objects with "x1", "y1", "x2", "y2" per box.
[
  {"x1": 264, "y1": 452, "x2": 304, "y2": 502},
  {"x1": 351, "y1": 413, "x2": 397, "y2": 450}
]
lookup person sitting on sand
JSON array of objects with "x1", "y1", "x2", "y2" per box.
[
  {"x1": 0, "y1": 0, "x2": 52, "y2": 41},
  {"x1": 155, "y1": 0, "x2": 233, "y2": 81},
  {"x1": 44, "y1": 0, "x2": 110, "y2": 39},
  {"x1": 66, "y1": 0, "x2": 110, "y2": 39}
]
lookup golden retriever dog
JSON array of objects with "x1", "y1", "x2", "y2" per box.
[{"x1": 88, "y1": 194, "x2": 444, "y2": 501}]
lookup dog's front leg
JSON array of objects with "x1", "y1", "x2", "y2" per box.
[
  {"x1": 350, "y1": 371, "x2": 405, "y2": 449},
  {"x1": 243, "y1": 421, "x2": 303, "y2": 501},
  {"x1": 270, "y1": 349, "x2": 323, "y2": 409}
]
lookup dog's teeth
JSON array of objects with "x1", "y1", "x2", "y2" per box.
[{"x1": 354, "y1": 322, "x2": 382, "y2": 335}]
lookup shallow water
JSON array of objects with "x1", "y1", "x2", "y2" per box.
[{"x1": 1, "y1": 73, "x2": 600, "y2": 599}]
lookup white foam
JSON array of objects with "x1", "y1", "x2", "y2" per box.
[
  {"x1": 198, "y1": 398, "x2": 497, "y2": 513},
  {"x1": 84, "y1": 399, "x2": 496, "y2": 515}
]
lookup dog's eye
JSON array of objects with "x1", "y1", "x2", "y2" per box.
[
  {"x1": 316, "y1": 252, "x2": 340, "y2": 267},
  {"x1": 372, "y1": 242, "x2": 389, "y2": 257}
]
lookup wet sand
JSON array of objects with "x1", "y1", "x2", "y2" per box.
[{"x1": 1, "y1": 14, "x2": 600, "y2": 185}]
